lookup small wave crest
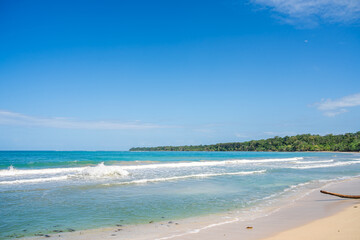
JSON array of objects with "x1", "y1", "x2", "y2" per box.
[
  {"x1": 290, "y1": 161, "x2": 360, "y2": 169},
  {"x1": 106, "y1": 170, "x2": 266, "y2": 186},
  {"x1": 120, "y1": 157, "x2": 303, "y2": 170},
  {"x1": 294, "y1": 160, "x2": 334, "y2": 164},
  {"x1": 0, "y1": 176, "x2": 68, "y2": 185}
]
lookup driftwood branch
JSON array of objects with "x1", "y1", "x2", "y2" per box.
[{"x1": 320, "y1": 190, "x2": 360, "y2": 199}]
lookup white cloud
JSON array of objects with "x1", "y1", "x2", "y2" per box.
[
  {"x1": 315, "y1": 93, "x2": 360, "y2": 116},
  {"x1": 322, "y1": 108, "x2": 348, "y2": 117},
  {"x1": 235, "y1": 133, "x2": 248, "y2": 138},
  {"x1": 0, "y1": 110, "x2": 165, "y2": 130},
  {"x1": 252, "y1": 0, "x2": 360, "y2": 25},
  {"x1": 263, "y1": 131, "x2": 296, "y2": 136}
]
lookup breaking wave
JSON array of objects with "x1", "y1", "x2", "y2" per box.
[
  {"x1": 72, "y1": 162, "x2": 129, "y2": 179},
  {"x1": 0, "y1": 165, "x2": 83, "y2": 177},
  {"x1": 0, "y1": 162, "x2": 129, "y2": 178},
  {"x1": 0, "y1": 157, "x2": 302, "y2": 177}
]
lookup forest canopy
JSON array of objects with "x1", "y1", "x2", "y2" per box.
[{"x1": 130, "y1": 132, "x2": 360, "y2": 152}]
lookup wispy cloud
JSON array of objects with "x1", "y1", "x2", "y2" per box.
[
  {"x1": 0, "y1": 110, "x2": 165, "y2": 130},
  {"x1": 252, "y1": 0, "x2": 360, "y2": 26},
  {"x1": 314, "y1": 93, "x2": 360, "y2": 117},
  {"x1": 235, "y1": 133, "x2": 248, "y2": 138},
  {"x1": 264, "y1": 131, "x2": 297, "y2": 136}
]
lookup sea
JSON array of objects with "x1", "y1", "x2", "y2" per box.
[{"x1": 1, "y1": 151, "x2": 360, "y2": 239}]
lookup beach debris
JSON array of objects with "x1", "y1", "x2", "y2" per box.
[
  {"x1": 67, "y1": 228, "x2": 75, "y2": 232},
  {"x1": 320, "y1": 190, "x2": 360, "y2": 199},
  {"x1": 168, "y1": 221, "x2": 173, "y2": 224},
  {"x1": 35, "y1": 233, "x2": 44, "y2": 236},
  {"x1": 44, "y1": 235, "x2": 51, "y2": 238},
  {"x1": 116, "y1": 224, "x2": 122, "y2": 227},
  {"x1": 175, "y1": 223, "x2": 179, "y2": 225},
  {"x1": 246, "y1": 226, "x2": 253, "y2": 229},
  {"x1": 354, "y1": 206, "x2": 358, "y2": 208},
  {"x1": 149, "y1": 221, "x2": 154, "y2": 223},
  {"x1": 53, "y1": 230, "x2": 62, "y2": 233}
]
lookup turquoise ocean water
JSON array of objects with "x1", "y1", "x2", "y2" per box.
[{"x1": 1, "y1": 151, "x2": 360, "y2": 239}]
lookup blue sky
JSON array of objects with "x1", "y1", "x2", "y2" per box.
[{"x1": 0, "y1": 0, "x2": 360, "y2": 150}]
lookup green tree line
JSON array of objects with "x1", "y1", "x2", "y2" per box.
[{"x1": 129, "y1": 132, "x2": 360, "y2": 152}]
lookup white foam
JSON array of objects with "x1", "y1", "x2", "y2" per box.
[
  {"x1": 0, "y1": 162, "x2": 129, "y2": 178},
  {"x1": 72, "y1": 162, "x2": 129, "y2": 179},
  {"x1": 108, "y1": 170, "x2": 266, "y2": 186},
  {"x1": 0, "y1": 166, "x2": 83, "y2": 177},
  {"x1": 0, "y1": 176, "x2": 68, "y2": 185},
  {"x1": 0, "y1": 169, "x2": 266, "y2": 185},
  {"x1": 0, "y1": 157, "x2": 301, "y2": 177},
  {"x1": 290, "y1": 161, "x2": 360, "y2": 169},
  {"x1": 120, "y1": 157, "x2": 303, "y2": 170},
  {"x1": 294, "y1": 160, "x2": 334, "y2": 164},
  {"x1": 0, "y1": 163, "x2": 129, "y2": 185}
]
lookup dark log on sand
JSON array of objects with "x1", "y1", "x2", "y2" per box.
[{"x1": 320, "y1": 190, "x2": 360, "y2": 199}]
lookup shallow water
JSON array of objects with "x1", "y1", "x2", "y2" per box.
[{"x1": 1, "y1": 151, "x2": 360, "y2": 239}]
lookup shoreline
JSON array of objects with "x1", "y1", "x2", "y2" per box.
[
  {"x1": 128, "y1": 150, "x2": 359, "y2": 154},
  {"x1": 24, "y1": 176, "x2": 360, "y2": 240},
  {"x1": 1, "y1": 150, "x2": 358, "y2": 153}
]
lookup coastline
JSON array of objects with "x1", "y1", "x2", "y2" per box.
[
  {"x1": 24, "y1": 176, "x2": 360, "y2": 240},
  {"x1": 128, "y1": 150, "x2": 359, "y2": 154}
]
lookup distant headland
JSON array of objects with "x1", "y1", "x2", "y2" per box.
[{"x1": 130, "y1": 132, "x2": 360, "y2": 152}]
